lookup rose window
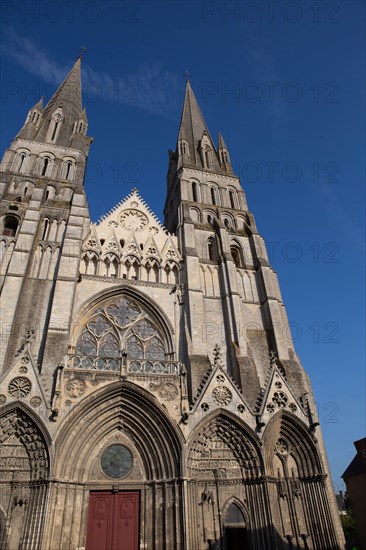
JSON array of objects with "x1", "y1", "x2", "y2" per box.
[
  {"x1": 119, "y1": 209, "x2": 148, "y2": 232},
  {"x1": 272, "y1": 391, "x2": 288, "y2": 408},
  {"x1": 8, "y1": 377, "x2": 32, "y2": 399},
  {"x1": 212, "y1": 386, "x2": 232, "y2": 406}
]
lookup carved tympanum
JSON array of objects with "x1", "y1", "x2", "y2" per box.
[
  {"x1": 0, "y1": 410, "x2": 49, "y2": 481},
  {"x1": 187, "y1": 417, "x2": 261, "y2": 480}
]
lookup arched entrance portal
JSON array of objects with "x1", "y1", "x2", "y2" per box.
[
  {"x1": 186, "y1": 412, "x2": 270, "y2": 549},
  {"x1": 0, "y1": 405, "x2": 50, "y2": 550},
  {"x1": 45, "y1": 381, "x2": 184, "y2": 550},
  {"x1": 223, "y1": 502, "x2": 249, "y2": 550}
]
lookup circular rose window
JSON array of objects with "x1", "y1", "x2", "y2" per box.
[{"x1": 101, "y1": 445, "x2": 133, "y2": 479}]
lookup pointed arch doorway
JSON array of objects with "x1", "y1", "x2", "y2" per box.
[{"x1": 223, "y1": 502, "x2": 249, "y2": 550}]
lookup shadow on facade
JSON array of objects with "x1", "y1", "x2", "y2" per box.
[{"x1": 208, "y1": 524, "x2": 341, "y2": 550}]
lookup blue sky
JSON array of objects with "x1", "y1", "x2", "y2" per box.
[{"x1": 1, "y1": 0, "x2": 365, "y2": 488}]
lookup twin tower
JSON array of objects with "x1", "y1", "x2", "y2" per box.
[{"x1": 0, "y1": 58, "x2": 344, "y2": 549}]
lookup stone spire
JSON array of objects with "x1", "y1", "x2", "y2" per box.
[
  {"x1": 16, "y1": 98, "x2": 44, "y2": 140},
  {"x1": 31, "y1": 97, "x2": 44, "y2": 112},
  {"x1": 176, "y1": 81, "x2": 219, "y2": 171},
  {"x1": 34, "y1": 57, "x2": 86, "y2": 147},
  {"x1": 218, "y1": 132, "x2": 233, "y2": 174},
  {"x1": 218, "y1": 131, "x2": 227, "y2": 151}
]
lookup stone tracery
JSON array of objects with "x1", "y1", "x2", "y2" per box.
[
  {"x1": 74, "y1": 296, "x2": 166, "y2": 363},
  {"x1": 80, "y1": 202, "x2": 181, "y2": 283}
]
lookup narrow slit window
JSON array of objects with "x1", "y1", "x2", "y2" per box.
[
  {"x1": 42, "y1": 219, "x2": 50, "y2": 240},
  {"x1": 208, "y1": 239, "x2": 215, "y2": 261},
  {"x1": 210, "y1": 188, "x2": 216, "y2": 205},
  {"x1": 229, "y1": 190, "x2": 235, "y2": 209},
  {"x1": 231, "y1": 246, "x2": 242, "y2": 268},
  {"x1": 41, "y1": 157, "x2": 49, "y2": 177},
  {"x1": 51, "y1": 121, "x2": 59, "y2": 141}
]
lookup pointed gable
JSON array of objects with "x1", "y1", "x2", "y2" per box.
[
  {"x1": 81, "y1": 189, "x2": 181, "y2": 278},
  {"x1": 259, "y1": 367, "x2": 307, "y2": 424},
  {"x1": 0, "y1": 342, "x2": 49, "y2": 415}
]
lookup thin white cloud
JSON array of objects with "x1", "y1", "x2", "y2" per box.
[{"x1": 1, "y1": 27, "x2": 182, "y2": 119}]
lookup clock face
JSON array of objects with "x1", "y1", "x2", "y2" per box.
[{"x1": 119, "y1": 209, "x2": 148, "y2": 232}]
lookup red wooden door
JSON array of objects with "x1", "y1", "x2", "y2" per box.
[{"x1": 85, "y1": 492, "x2": 139, "y2": 550}]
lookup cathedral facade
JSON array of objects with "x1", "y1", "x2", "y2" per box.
[{"x1": 0, "y1": 58, "x2": 345, "y2": 550}]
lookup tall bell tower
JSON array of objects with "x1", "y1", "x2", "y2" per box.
[
  {"x1": 164, "y1": 81, "x2": 307, "y2": 405},
  {"x1": 0, "y1": 57, "x2": 92, "y2": 392},
  {"x1": 163, "y1": 81, "x2": 345, "y2": 548}
]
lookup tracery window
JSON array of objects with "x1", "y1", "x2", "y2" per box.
[{"x1": 74, "y1": 297, "x2": 166, "y2": 362}]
